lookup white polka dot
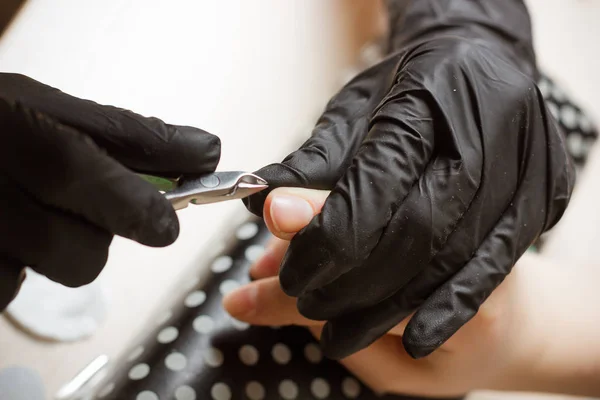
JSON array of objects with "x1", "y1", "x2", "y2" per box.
[
  {"x1": 136, "y1": 391, "x2": 159, "y2": 400},
  {"x1": 236, "y1": 222, "x2": 259, "y2": 240},
  {"x1": 156, "y1": 309, "x2": 172, "y2": 326},
  {"x1": 230, "y1": 316, "x2": 250, "y2": 331},
  {"x1": 219, "y1": 280, "x2": 240, "y2": 295},
  {"x1": 568, "y1": 133, "x2": 586, "y2": 158},
  {"x1": 304, "y1": 343, "x2": 322, "y2": 364},
  {"x1": 127, "y1": 345, "x2": 144, "y2": 362},
  {"x1": 239, "y1": 345, "x2": 259, "y2": 365},
  {"x1": 311, "y1": 378, "x2": 330, "y2": 399},
  {"x1": 185, "y1": 290, "x2": 207, "y2": 308},
  {"x1": 538, "y1": 78, "x2": 550, "y2": 96},
  {"x1": 204, "y1": 347, "x2": 224, "y2": 367},
  {"x1": 97, "y1": 382, "x2": 114, "y2": 398},
  {"x1": 278, "y1": 380, "x2": 298, "y2": 399},
  {"x1": 245, "y1": 381, "x2": 265, "y2": 400},
  {"x1": 552, "y1": 84, "x2": 566, "y2": 101},
  {"x1": 272, "y1": 343, "x2": 291, "y2": 365},
  {"x1": 359, "y1": 42, "x2": 383, "y2": 66},
  {"x1": 157, "y1": 326, "x2": 179, "y2": 344},
  {"x1": 211, "y1": 382, "x2": 232, "y2": 400},
  {"x1": 165, "y1": 352, "x2": 187, "y2": 371},
  {"x1": 579, "y1": 114, "x2": 594, "y2": 132},
  {"x1": 128, "y1": 363, "x2": 150, "y2": 380},
  {"x1": 341, "y1": 377, "x2": 361, "y2": 398},
  {"x1": 560, "y1": 105, "x2": 578, "y2": 129},
  {"x1": 193, "y1": 315, "x2": 215, "y2": 334},
  {"x1": 547, "y1": 102, "x2": 559, "y2": 120},
  {"x1": 244, "y1": 245, "x2": 265, "y2": 262},
  {"x1": 211, "y1": 256, "x2": 233, "y2": 273},
  {"x1": 175, "y1": 385, "x2": 197, "y2": 400}
]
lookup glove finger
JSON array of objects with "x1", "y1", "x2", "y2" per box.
[
  {"x1": 279, "y1": 77, "x2": 438, "y2": 298},
  {"x1": 402, "y1": 192, "x2": 545, "y2": 359},
  {"x1": 318, "y1": 48, "x2": 559, "y2": 360},
  {"x1": 296, "y1": 143, "x2": 480, "y2": 320},
  {"x1": 0, "y1": 73, "x2": 220, "y2": 175},
  {"x1": 0, "y1": 179, "x2": 113, "y2": 287},
  {"x1": 244, "y1": 55, "x2": 400, "y2": 216},
  {"x1": 396, "y1": 85, "x2": 559, "y2": 358},
  {"x1": 0, "y1": 258, "x2": 26, "y2": 312},
  {"x1": 320, "y1": 173, "x2": 544, "y2": 360},
  {"x1": 0, "y1": 101, "x2": 178, "y2": 247}
]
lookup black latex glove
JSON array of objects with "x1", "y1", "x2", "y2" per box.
[
  {"x1": 244, "y1": 0, "x2": 575, "y2": 359},
  {"x1": 0, "y1": 73, "x2": 220, "y2": 311}
]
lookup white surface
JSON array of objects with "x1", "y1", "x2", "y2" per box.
[
  {"x1": 6, "y1": 268, "x2": 108, "y2": 342},
  {"x1": 0, "y1": 0, "x2": 373, "y2": 397}
]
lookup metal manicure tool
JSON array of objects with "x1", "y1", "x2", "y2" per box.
[{"x1": 139, "y1": 171, "x2": 268, "y2": 210}]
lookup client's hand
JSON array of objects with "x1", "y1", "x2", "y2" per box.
[{"x1": 224, "y1": 188, "x2": 600, "y2": 398}]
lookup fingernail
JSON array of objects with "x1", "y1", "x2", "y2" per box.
[
  {"x1": 223, "y1": 285, "x2": 258, "y2": 318},
  {"x1": 270, "y1": 195, "x2": 314, "y2": 234}
]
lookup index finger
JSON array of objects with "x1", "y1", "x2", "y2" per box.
[{"x1": 0, "y1": 73, "x2": 220, "y2": 175}]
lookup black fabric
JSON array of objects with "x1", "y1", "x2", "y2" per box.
[
  {"x1": 243, "y1": 0, "x2": 575, "y2": 360},
  {"x1": 0, "y1": 73, "x2": 221, "y2": 311}
]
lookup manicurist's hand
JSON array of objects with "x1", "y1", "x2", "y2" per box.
[
  {"x1": 244, "y1": 0, "x2": 575, "y2": 360},
  {"x1": 226, "y1": 188, "x2": 600, "y2": 398},
  {"x1": 0, "y1": 73, "x2": 221, "y2": 311}
]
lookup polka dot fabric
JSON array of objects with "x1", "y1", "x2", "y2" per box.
[
  {"x1": 95, "y1": 219, "x2": 455, "y2": 400},
  {"x1": 530, "y1": 74, "x2": 598, "y2": 253},
  {"x1": 538, "y1": 74, "x2": 598, "y2": 169},
  {"x1": 93, "y1": 75, "x2": 596, "y2": 400}
]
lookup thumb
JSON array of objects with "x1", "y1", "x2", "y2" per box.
[{"x1": 264, "y1": 188, "x2": 329, "y2": 240}]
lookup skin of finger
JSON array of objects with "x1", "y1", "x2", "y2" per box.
[
  {"x1": 244, "y1": 265, "x2": 411, "y2": 336},
  {"x1": 249, "y1": 237, "x2": 289, "y2": 280},
  {"x1": 321, "y1": 302, "x2": 504, "y2": 397},
  {"x1": 223, "y1": 276, "x2": 322, "y2": 327},
  {"x1": 263, "y1": 188, "x2": 329, "y2": 240},
  {"x1": 309, "y1": 324, "x2": 458, "y2": 397}
]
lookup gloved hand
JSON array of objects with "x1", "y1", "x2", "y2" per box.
[
  {"x1": 244, "y1": 0, "x2": 575, "y2": 360},
  {"x1": 0, "y1": 73, "x2": 220, "y2": 311}
]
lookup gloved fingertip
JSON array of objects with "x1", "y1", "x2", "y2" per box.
[
  {"x1": 158, "y1": 125, "x2": 222, "y2": 174},
  {"x1": 242, "y1": 192, "x2": 267, "y2": 218},
  {"x1": 319, "y1": 323, "x2": 352, "y2": 361},
  {"x1": 401, "y1": 331, "x2": 438, "y2": 359},
  {"x1": 403, "y1": 343, "x2": 435, "y2": 360},
  {"x1": 131, "y1": 198, "x2": 180, "y2": 247}
]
